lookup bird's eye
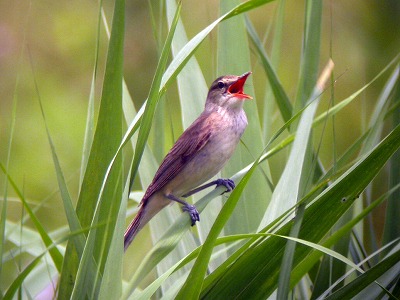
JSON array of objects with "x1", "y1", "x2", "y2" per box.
[{"x1": 217, "y1": 81, "x2": 225, "y2": 89}]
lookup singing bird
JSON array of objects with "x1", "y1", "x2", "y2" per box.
[{"x1": 124, "y1": 72, "x2": 252, "y2": 251}]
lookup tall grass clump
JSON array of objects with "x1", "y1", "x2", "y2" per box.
[{"x1": 1, "y1": 0, "x2": 400, "y2": 299}]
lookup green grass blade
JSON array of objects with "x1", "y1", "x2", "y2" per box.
[
  {"x1": 246, "y1": 17, "x2": 292, "y2": 123},
  {"x1": 3, "y1": 230, "x2": 98, "y2": 300},
  {"x1": 166, "y1": 0, "x2": 207, "y2": 127},
  {"x1": 382, "y1": 66, "x2": 400, "y2": 248},
  {"x1": 58, "y1": 0, "x2": 125, "y2": 297},
  {"x1": 323, "y1": 248, "x2": 400, "y2": 300},
  {"x1": 129, "y1": 2, "x2": 181, "y2": 184},
  {"x1": 3, "y1": 252, "x2": 45, "y2": 300},
  {"x1": 0, "y1": 75, "x2": 19, "y2": 292},
  {"x1": 39, "y1": 103, "x2": 89, "y2": 263},
  {"x1": 258, "y1": 64, "x2": 329, "y2": 229},
  {"x1": 218, "y1": 0, "x2": 272, "y2": 238},
  {"x1": 261, "y1": 0, "x2": 287, "y2": 141},
  {"x1": 80, "y1": 2, "x2": 103, "y2": 185},
  {"x1": 275, "y1": 62, "x2": 332, "y2": 300},
  {"x1": 265, "y1": 88, "x2": 320, "y2": 299},
  {"x1": 295, "y1": 0, "x2": 323, "y2": 110},
  {"x1": 98, "y1": 172, "x2": 130, "y2": 300},
  {"x1": 35, "y1": 69, "x2": 90, "y2": 263},
  {"x1": 0, "y1": 168, "x2": 63, "y2": 274},
  {"x1": 313, "y1": 55, "x2": 400, "y2": 128},
  {"x1": 80, "y1": 72, "x2": 96, "y2": 186},
  {"x1": 362, "y1": 67, "x2": 399, "y2": 153}
]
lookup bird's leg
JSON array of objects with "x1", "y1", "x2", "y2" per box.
[
  {"x1": 182, "y1": 178, "x2": 236, "y2": 198},
  {"x1": 165, "y1": 194, "x2": 200, "y2": 226}
]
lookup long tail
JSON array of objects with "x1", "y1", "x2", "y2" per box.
[
  {"x1": 124, "y1": 204, "x2": 146, "y2": 251},
  {"x1": 124, "y1": 194, "x2": 169, "y2": 251}
]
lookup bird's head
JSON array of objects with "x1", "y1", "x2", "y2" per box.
[{"x1": 206, "y1": 72, "x2": 252, "y2": 110}]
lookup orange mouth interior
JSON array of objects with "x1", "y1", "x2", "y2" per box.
[{"x1": 228, "y1": 73, "x2": 252, "y2": 99}]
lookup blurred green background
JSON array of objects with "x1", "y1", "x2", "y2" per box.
[{"x1": 1, "y1": 0, "x2": 399, "y2": 242}]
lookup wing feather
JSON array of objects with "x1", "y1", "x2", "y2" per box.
[{"x1": 141, "y1": 111, "x2": 215, "y2": 203}]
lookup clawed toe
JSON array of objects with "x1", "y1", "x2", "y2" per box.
[
  {"x1": 182, "y1": 204, "x2": 200, "y2": 226},
  {"x1": 216, "y1": 178, "x2": 235, "y2": 194}
]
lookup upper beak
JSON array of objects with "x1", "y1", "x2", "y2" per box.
[{"x1": 227, "y1": 71, "x2": 252, "y2": 99}]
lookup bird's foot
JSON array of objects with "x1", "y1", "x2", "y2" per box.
[
  {"x1": 182, "y1": 204, "x2": 200, "y2": 226},
  {"x1": 215, "y1": 178, "x2": 235, "y2": 194},
  {"x1": 166, "y1": 193, "x2": 200, "y2": 226}
]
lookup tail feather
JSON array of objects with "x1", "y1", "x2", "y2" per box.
[
  {"x1": 124, "y1": 193, "x2": 170, "y2": 251},
  {"x1": 124, "y1": 205, "x2": 145, "y2": 251}
]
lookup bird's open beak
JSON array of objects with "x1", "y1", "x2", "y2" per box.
[{"x1": 228, "y1": 71, "x2": 252, "y2": 100}]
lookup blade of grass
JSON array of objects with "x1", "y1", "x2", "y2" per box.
[
  {"x1": 129, "y1": 1, "x2": 181, "y2": 187},
  {"x1": 166, "y1": 0, "x2": 207, "y2": 126},
  {"x1": 218, "y1": 0, "x2": 272, "y2": 239},
  {"x1": 0, "y1": 58, "x2": 65, "y2": 274},
  {"x1": 259, "y1": 61, "x2": 333, "y2": 229},
  {"x1": 58, "y1": 0, "x2": 125, "y2": 297},
  {"x1": 383, "y1": 66, "x2": 400, "y2": 250},
  {"x1": 36, "y1": 65, "x2": 88, "y2": 261},
  {"x1": 276, "y1": 61, "x2": 333, "y2": 300},
  {"x1": 362, "y1": 66, "x2": 399, "y2": 153},
  {"x1": 323, "y1": 248, "x2": 400, "y2": 300},
  {"x1": 37, "y1": 77, "x2": 103, "y2": 297},
  {"x1": 4, "y1": 251, "x2": 46, "y2": 300},
  {"x1": 136, "y1": 236, "x2": 247, "y2": 300},
  {"x1": 80, "y1": 1, "x2": 103, "y2": 185},
  {"x1": 98, "y1": 170, "x2": 130, "y2": 300},
  {"x1": 0, "y1": 70, "x2": 19, "y2": 292},
  {"x1": 246, "y1": 17, "x2": 292, "y2": 123},
  {"x1": 262, "y1": 0, "x2": 287, "y2": 141},
  {"x1": 85, "y1": 3, "x2": 181, "y2": 298},
  {"x1": 294, "y1": 0, "x2": 322, "y2": 111},
  {"x1": 3, "y1": 229, "x2": 99, "y2": 300}
]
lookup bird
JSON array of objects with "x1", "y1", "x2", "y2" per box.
[{"x1": 124, "y1": 72, "x2": 252, "y2": 251}]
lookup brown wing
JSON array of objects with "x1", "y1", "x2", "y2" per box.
[{"x1": 141, "y1": 111, "x2": 216, "y2": 203}]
